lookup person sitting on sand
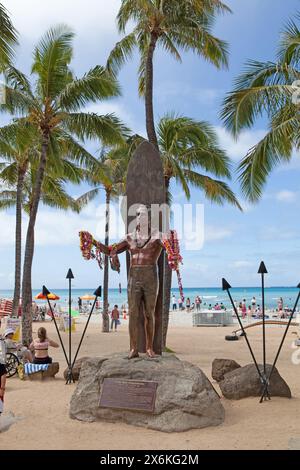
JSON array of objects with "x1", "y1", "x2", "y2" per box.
[
  {"x1": 4, "y1": 328, "x2": 32, "y2": 363},
  {"x1": 29, "y1": 327, "x2": 59, "y2": 364}
]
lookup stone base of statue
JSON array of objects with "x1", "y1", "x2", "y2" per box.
[{"x1": 69, "y1": 353, "x2": 224, "y2": 432}]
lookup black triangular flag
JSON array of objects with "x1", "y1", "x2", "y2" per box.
[
  {"x1": 94, "y1": 286, "x2": 102, "y2": 297},
  {"x1": 66, "y1": 268, "x2": 74, "y2": 279},
  {"x1": 42, "y1": 285, "x2": 50, "y2": 296},
  {"x1": 258, "y1": 261, "x2": 268, "y2": 274},
  {"x1": 222, "y1": 278, "x2": 232, "y2": 291}
]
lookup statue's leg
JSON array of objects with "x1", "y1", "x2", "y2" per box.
[
  {"x1": 128, "y1": 271, "x2": 143, "y2": 358},
  {"x1": 143, "y1": 267, "x2": 159, "y2": 357}
]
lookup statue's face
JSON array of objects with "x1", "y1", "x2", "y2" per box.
[{"x1": 136, "y1": 206, "x2": 150, "y2": 236}]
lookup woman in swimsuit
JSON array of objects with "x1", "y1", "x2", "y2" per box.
[{"x1": 29, "y1": 327, "x2": 59, "y2": 364}]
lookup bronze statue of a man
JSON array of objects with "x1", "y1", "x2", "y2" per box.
[{"x1": 91, "y1": 205, "x2": 165, "y2": 359}]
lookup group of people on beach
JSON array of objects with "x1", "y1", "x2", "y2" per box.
[{"x1": 171, "y1": 295, "x2": 202, "y2": 312}]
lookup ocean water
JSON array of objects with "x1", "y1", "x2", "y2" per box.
[{"x1": 0, "y1": 286, "x2": 299, "y2": 310}]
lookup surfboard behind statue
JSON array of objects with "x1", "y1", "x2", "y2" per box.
[{"x1": 125, "y1": 140, "x2": 166, "y2": 354}]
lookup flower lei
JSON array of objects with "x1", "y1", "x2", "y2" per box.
[
  {"x1": 79, "y1": 231, "x2": 103, "y2": 269},
  {"x1": 162, "y1": 230, "x2": 184, "y2": 302}
]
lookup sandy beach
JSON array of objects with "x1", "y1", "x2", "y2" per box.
[{"x1": 1, "y1": 313, "x2": 300, "y2": 450}]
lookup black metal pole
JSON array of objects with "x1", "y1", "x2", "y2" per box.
[
  {"x1": 260, "y1": 287, "x2": 300, "y2": 402},
  {"x1": 258, "y1": 261, "x2": 269, "y2": 400},
  {"x1": 71, "y1": 297, "x2": 97, "y2": 370},
  {"x1": 69, "y1": 278, "x2": 72, "y2": 380},
  {"x1": 66, "y1": 269, "x2": 75, "y2": 384},
  {"x1": 43, "y1": 287, "x2": 69, "y2": 367},
  {"x1": 262, "y1": 273, "x2": 266, "y2": 377}
]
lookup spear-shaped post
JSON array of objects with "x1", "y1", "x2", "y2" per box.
[
  {"x1": 42, "y1": 285, "x2": 69, "y2": 366},
  {"x1": 260, "y1": 283, "x2": 300, "y2": 402},
  {"x1": 66, "y1": 269, "x2": 74, "y2": 384},
  {"x1": 222, "y1": 278, "x2": 270, "y2": 397},
  {"x1": 258, "y1": 261, "x2": 268, "y2": 394}
]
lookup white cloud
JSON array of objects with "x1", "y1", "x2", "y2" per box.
[
  {"x1": 205, "y1": 225, "x2": 232, "y2": 242},
  {"x1": 231, "y1": 260, "x2": 254, "y2": 269},
  {"x1": 215, "y1": 127, "x2": 266, "y2": 161},
  {"x1": 261, "y1": 227, "x2": 298, "y2": 241},
  {"x1": 3, "y1": 0, "x2": 120, "y2": 40},
  {"x1": 276, "y1": 190, "x2": 298, "y2": 203},
  {"x1": 0, "y1": 201, "x2": 126, "y2": 248},
  {"x1": 156, "y1": 82, "x2": 222, "y2": 105}
]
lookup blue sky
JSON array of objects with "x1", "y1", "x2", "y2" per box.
[{"x1": 0, "y1": 0, "x2": 299, "y2": 290}]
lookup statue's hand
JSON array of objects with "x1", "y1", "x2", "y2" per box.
[{"x1": 110, "y1": 254, "x2": 120, "y2": 273}]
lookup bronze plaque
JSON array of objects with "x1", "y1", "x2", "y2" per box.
[{"x1": 99, "y1": 378, "x2": 158, "y2": 413}]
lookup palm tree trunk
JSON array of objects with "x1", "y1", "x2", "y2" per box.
[
  {"x1": 21, "y1": 132, "x2": 49, "y2": 344},
  {"x1": 102, "y1": 189, "x2": 110, "y2": 333},
  {"x1": 12, "y1": 166, "x2": 26, "y2": 317},
  {"x1": 162, "y1": 176, "x2": 172, "y2": 349},
  {"x1": 145, "y1": 32, "x2": 158, "y2": 149}
]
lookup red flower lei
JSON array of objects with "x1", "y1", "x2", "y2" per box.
[
  {"x1": 162, "y1": 230, "x2": 184, "y2": 301},
  {"x1": 79, "y1": 231, "x2": 103, "y2": 269}
]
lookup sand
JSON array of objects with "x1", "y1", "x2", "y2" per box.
[{"x1": 1, "y1": 314, "x2": 300, "y2": 450}]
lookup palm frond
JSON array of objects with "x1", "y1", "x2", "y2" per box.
[
  {"x1": 184, "y1": 169, "x2": 242, "y2": 209},
  {"x1": 58, "y1": 66, "x2": 121, "y2": 111},
  {"x1": 0, "y1": 3, "x2": 18, "y2": 69},
  {"x1": 106, "y1": 33, "x2": 137, "y2": 75},
  {"x1": 32, "y1": 24, "x2": 74, "y2": 99}
]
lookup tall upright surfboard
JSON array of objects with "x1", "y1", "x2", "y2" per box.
[{"x1": 126, "y1": 140, "x2": 165, "y2": 354}]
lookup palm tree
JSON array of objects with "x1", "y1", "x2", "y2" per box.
[
  {"x1": 0, "y1": 121, "x2": 83, "y2": 317},
  {"x1": 0, "y1": 3, "x2": 18, "y2": 69},
  {"x1": 157, "y1": 113, "x2": 241, "y2": 346},
  {"x1": 107, "y1": 0, "x2": 230, "y2": 148},
  {"x1": 77, "y1": 146, "x2": 130, "y2": 333},
  {"x1": 0, "y1": 123, "x2": 37, "y2": 316},
  {"x1": 1, "y1": 25, "x2": 127, "y2": 343},
  {"x1": 220, "y1": 13, "x2": 300, "y2": 202}
]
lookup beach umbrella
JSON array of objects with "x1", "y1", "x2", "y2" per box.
[
  {"x1": 80, "y1": 294, "x2": 95, "y2": 300},
  {"x1": 35, "y1": 292, "x2": 60, "y2": 300}
]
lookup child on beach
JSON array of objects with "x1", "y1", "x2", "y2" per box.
[{"x1": 111, "y1": 305, "x2": 120, "y2": 331}]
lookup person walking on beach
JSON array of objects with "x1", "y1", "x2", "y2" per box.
[
  {"x1": 111, "y1": 305, "x2": 120, "y2": 331},
  {"x1": 241, "y1": 299, "x2": 247, "y2": 319},
  {"x1": 278, "y1": 297, "x2": 284, "y2": 316},
  {"x1": 195, "y1": 296, "x2": 202, "y2": 312},
  {"x1": 251, "y1": 296, "x2": 256, "y2": 314},
  {"x1": 78, "y1": 297, "x2": 82, "y2": 312},
  {"x1": 186, "y1": 298, "x2": 191, "y2": 312},
  {"x1": 178, "y1": 297, "x2": 183, "y2": 310},
  {"x1": 172, "y1": 294, "x2": 177, "y2": 311},
  {"x1": 29, "y1": 327, "x2": 59, "y2": 364}
]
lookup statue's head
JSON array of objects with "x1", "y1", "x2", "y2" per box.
[{"x1": 136, "y1": 204, "x2": 151, "y2": 236}]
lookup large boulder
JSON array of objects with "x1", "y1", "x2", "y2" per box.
[
  {"x1": 63, "y1": 357, "x2": 90, "y2": 381},
  {"x1": 219, "y1": 363, "x2": 291, "y2": 400},
  {"x1": 70, "y1": 353, "x2": 225, "y2": 432},
  {"x1": 212, "y1": 358, "x2": 241, "y2": 382}
]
